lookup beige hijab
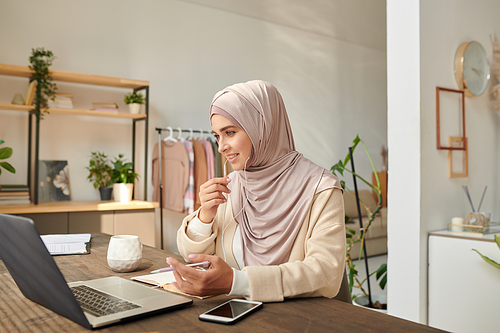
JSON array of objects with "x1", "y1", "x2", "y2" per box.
[{"x1": 210, "y1": 80, "x2": 341, "y2": 266}]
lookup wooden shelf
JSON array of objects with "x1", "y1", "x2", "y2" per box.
[
  {"x1": 0, "y1": 63, "x2": 150, "y2": 204},
  {"x1": 0, "y1": 103, "x2": 33, "y2": 112},
  {"x1": 48, "y1": 108, "x2": 147, "y2": 119},
  {"x1": 0, "y1": 103, "x2": 147, "y2": 119},
  {"x1": 0, "y1": 63, "x2": 149, "y2": 89},
  {"x1": 0, "y1": 200, "x2": 159, "y2": 215}
]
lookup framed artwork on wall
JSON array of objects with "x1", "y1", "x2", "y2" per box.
[
  {"x1": 447, "y1": 136, "x2": 468, "y2": 178},
  {"x1": 436, "y1": 87, "x2": 466, "y2": 151}
]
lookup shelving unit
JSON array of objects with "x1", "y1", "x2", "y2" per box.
[{"x1": 0, "y1": 63, "x2": 150, "y2": 204}]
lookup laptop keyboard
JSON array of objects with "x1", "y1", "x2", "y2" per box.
[{"x1": 71, "y1": 285, "x2": 141, "y2": 317}]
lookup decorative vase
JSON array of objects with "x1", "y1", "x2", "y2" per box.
[
  {"x1": 113, "y1": 183, "x2": 134, "y2": 203},
  {"x1": 353, "y1": 294, "x2": 387, "y2": 314},
  {"x1": 128, "y1": 103, "x2": 141, "y2": 114},
  {"x1": 98, "y1": 186, "x2": 113, "y2": 201},
  {"x1": 11, "y1": 93, "x2": 25, "y2": 105}
]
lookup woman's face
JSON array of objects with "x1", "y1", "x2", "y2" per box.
[{"x1": 211, "y1": 114, "x2": 252, "y2": 171}]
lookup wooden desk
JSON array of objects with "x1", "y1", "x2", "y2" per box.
[{"x1": 0, "y1": 234, "x2": 442, "y2": 332}]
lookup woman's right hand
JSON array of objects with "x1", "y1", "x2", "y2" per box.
[{"x1": 198, "y1": 177, "x2": 231, "y2": 223}]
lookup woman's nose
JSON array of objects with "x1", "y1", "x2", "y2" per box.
[
  {"x1": 218, "y1": 138, "x2": 229, "y2": 153},
  {"x1": 218, "y1": 141, "x2": 226, "y2": 154}
]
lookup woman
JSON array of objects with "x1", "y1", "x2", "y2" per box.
[{"x1": 167, "y1": 80, "x2": 345, "y2": 302}]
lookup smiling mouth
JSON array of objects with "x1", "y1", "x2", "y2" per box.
[{"x1": 226, "y1": 154, "x2": 238, "y2": 161}]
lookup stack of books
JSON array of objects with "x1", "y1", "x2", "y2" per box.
[
  {"x1": 25, "y1": 81, "x2": 37, "y2": 106},
  {"x1": 0, "y1": 186, "x2": 31, "y2": 205},
  {"x1": 47, "y1": 93, "x2": 74, "y2": 109},
  {"x1": 92, "y1": 102, "x2": 119, "y2": 113}
]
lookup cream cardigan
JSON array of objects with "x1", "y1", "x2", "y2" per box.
[{"x1": 177, "y1": 187, "x2": 345, "y2": 302}]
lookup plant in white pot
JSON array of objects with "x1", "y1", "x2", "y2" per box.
[
  {"x1": 111, "y1": 154, "x2": 138, "y2": 203},
  {"x1": 86, "y1": 151, "x2": 113, "y2": 200},
  {"x1": 124, "y1": 91, "x2": 145, "y2": 114},
  {"x1": 331, "y1": 135, "x2": 387, "y2": 312}
]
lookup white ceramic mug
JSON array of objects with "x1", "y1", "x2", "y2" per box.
[{"x1": 107, "y1": 235, "x2": 143, "y2": 272}]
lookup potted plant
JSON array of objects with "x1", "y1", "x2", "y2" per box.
[
  {"x1": 124, "y1": 91, "x2": 145, "y2": 114},
  {"x1": 331, "y1": 135, "x2": 387, "y2": 311},
  {"x1": 111, "y1": 154, "x2": 138, "y2": 203},
  {"x1": 86, "y1": 151, "x2": 113, "y2": 200},
  {"x1": 473, "y1": 235, "x2": 500, "y2": 270},
  {"x1": 28, "y1": 47, "x2": 58, "y2": 120},
  {"x1": 0, "y1": 140, "x2": 16, "y2": 176}
]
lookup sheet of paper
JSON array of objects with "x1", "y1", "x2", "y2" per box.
[
  {"x1": 40, "y1": 234, "x2": 91, "y2": 255},
  {"x1": 44, "y1": 242, "x2": 89, "y2": 255},
  {"x1": 41, "y1": 234, "x2": 91, "y2": 244}
]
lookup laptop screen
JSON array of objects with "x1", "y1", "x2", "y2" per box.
[{"x1": 0, "y1": 214, "x2": 91, "y2": 328}]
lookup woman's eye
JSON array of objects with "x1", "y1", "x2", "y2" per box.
[
  {"x1": 214, "y1": 134, "x2": 220, "y2": 142},
  {"x1": 226, "y1": 131, "x2": 235, "y2": 137}
]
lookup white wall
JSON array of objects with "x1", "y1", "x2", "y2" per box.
[
  {"x1": 387, "y1": 0, "x2": 500, "y2": 324},
  {"x1": 0, "y1": 0, "x2": 387, "y2": 252},
  {"x1": 386, "y1": 0, "x2": 422, "y2": 323}
]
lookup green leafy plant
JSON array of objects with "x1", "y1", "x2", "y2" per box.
[
  {"x1": 0, "y1": 140, "x2": 16, "y2": 176},
  {"x1": 111, "y1": 154, "x2": 139, "y2": 184},
  {"x1": 473, "y1": 235, "x2": 500, "y2": 270},
  {"x1": 331, "y1": 135, "x2": 386, "y2": 304},
  {"x1": 86, "y1": 152, "x2": 113, "y2": 189},
  {"x1": 124, "y1": 91, "x2": 145, "y2": 105},
  {"x1": 28, "y1": 47, "x2": 58, "y2": 120}
]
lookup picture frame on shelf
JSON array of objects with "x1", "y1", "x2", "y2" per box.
[{"x1": 38, "y1": 160, "x2": 71, "y2": 202}]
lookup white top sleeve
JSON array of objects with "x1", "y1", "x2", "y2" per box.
[
  {"x1": 228, "y1": 268, "x2": 250, "y2": 296},
  {"x1": 186, "y1": 210, "x2": 214, "y2": 241},
  {"x1": 186, "y1": 210, "x2": 250, "y2": 296}
]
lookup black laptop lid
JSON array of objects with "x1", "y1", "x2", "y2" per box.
[{"x1": 0, "y1": 214, "x2": 91, "y2": 329}]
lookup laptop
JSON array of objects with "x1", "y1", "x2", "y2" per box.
[{"x1": 0, "y1": 213, "x2": 193, "y2": 329}]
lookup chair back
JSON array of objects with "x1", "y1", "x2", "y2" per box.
[{"x1": 333, "y1": 270, "x2": 351, "y2": 303}]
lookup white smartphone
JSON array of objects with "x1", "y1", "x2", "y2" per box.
[{"x1": 198, "y1": 299, "x2": 263, "y2": 324}]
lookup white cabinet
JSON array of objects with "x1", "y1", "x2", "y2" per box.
[{"x1": 428, "y1": 230, "x2": 500, "y2": 333}]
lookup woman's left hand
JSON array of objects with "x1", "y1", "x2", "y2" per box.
[{"x1": 166, "y1": 254, "x2": 233, "y2": 297}]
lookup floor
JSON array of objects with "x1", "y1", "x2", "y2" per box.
[{"x1": 350, "y1": 254, "x2": 388, "y2": 297}]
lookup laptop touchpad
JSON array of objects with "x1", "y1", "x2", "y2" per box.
[{"x1": 88, "y1": 277, "x2": 161, "y2": 301}]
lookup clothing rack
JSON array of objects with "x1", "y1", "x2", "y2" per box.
[{"x1": 155, "y1": 127, "x2": 212, "y2": 249}]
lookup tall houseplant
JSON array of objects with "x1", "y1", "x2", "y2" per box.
[
  {"x1": 111, "y1": 154, "x2": 138, "y2": 203},
  {"x1": 331, "y1": 135, "x2": 387, "y2": 309},
  {"x1": 86, "y1": 151, "x2": 113, "y2": 200},
  {"x1": 28, "y1": 48, "x2": 58, "y2": 120}
]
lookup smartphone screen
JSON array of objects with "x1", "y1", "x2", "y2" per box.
[
  {"x1": 208, "y1": 300, "x2": 256, "y2": 318},
  {"x1": 199, "y1": 299, "x2": 262, "y2": 324}
]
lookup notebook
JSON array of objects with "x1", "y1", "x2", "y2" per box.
[
  {"x1": 40, "y1": 233, "x2": 91, "y2": 255},
  {"x1": 132, "y1": 271, "x2": 212, "y2": 299},
  {"x1": 0, "y1": 213, "x2": 193, "y2": 329}
]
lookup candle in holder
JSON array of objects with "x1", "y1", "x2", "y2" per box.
[{"x1": 451, "y1": 217, "x2": 464, "y2": 232}]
